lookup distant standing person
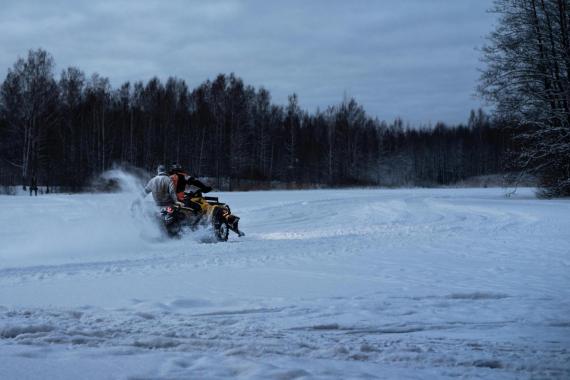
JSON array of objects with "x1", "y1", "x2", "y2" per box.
[{"x1": 30, "y1": 177, "x2": 38, "y2": 196}]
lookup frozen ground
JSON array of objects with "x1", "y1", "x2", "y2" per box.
[{"x1": 0, "y1": 183, "x2": 569, "y2": 379}]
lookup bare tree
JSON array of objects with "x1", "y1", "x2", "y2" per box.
[
  {"x1": 0, "y1": 49, "x2": 59, "y2": 186},
  {"x1": 479, "y1": 0, "x2": 570, "y2": 196}
]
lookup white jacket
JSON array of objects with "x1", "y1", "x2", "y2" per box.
[{"x1": 144, "y1": 173, "x2": 177, "y2": 206}]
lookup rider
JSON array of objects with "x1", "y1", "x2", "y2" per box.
[
  {"x1": 168, "y1": 163, "x2": 242, "y2": 234},
  {"x1": 142, "y1": 164, "x2": 179, "y2": 207},
  {"x1": 169, "y1": 163, "x2": 212, "y2": 202}
]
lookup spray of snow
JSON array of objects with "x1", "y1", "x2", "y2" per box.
[
  {"x1": 100, "y1": 168, "x2": 147, "y2": 195},
  {"x1": 0, "y1": 169, "x2": 170, "y2": 268}
]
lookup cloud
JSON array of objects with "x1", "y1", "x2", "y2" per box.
[{"x1": 0, "y1": 0, "x2": 496, "y2": 125}]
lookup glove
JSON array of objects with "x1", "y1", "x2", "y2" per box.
[
  {"x1": 130, "y1": 198, "x2": 142, "y2": 215},
  {"x1": 131, "y1": 198, "x2": 141, "y2": 210},
  {"x1": 202, "y1": 186, "x2": 213, "y2": 193}
]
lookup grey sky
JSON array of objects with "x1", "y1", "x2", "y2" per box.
[{"x1": 0, "y1": 0, "x2": 496, "y2": 125}]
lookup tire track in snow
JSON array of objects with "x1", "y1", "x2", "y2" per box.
[{"x1": 2, "y1": 301, "x2": 569, "y2": 379}]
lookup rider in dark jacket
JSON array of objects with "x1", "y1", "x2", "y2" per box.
[{"x1": 169, "y1": 163, "x2": 212, "y2": 202}]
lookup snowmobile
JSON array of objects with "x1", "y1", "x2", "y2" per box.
[{"x1": 160, "y1": 189, "x2": 244, "y2": 241}]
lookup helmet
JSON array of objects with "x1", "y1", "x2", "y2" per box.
[
  {"x1": 170, "y1": 163, "x2": 183, "y2": 173},
  {"x1": 157, "y1": 164, "x2": 166, "y2": 174}
]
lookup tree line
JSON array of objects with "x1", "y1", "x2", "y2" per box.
[{"x1": 0, "y1": 49, "x2": 509, "y2": 192}]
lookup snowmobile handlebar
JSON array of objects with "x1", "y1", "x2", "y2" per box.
[
  {"x1": 184, "y1": 189, "x2": 216, "y2": 200},
  {"x1": 185, "y1": 189, "x2": 203, "y2": 199}
]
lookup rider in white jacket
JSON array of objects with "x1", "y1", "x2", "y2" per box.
[{"x1": 143, "y1": 165, "x2": 178, "y2": 207}]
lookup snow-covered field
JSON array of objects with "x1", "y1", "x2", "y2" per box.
[{"x1": 1, "y1": 184, "x2": 569, "y2": 379}]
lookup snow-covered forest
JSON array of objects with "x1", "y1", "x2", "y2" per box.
[{"x1": 0, "y1": 49, "x2": 508, "y2": 191}]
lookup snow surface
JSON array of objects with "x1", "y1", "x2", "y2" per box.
[{"x1": 0, "y1": 181, "x2": 569, "y2": 379}]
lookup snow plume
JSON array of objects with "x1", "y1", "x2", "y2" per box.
[
  {"x1": 0, "y1": 168, "x2": 169, "y2": 268},
  {"x1": 97, "y1": 166, "x2": 149, "y2": 196}
]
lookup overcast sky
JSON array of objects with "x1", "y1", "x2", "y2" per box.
[{"x1": 0, "y1": 0, "x2": 496, "y2": 125}]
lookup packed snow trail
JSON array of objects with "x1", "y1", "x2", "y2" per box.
[{"x1": 0, "y1": 188, "x2": 569, "y2": 379}]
